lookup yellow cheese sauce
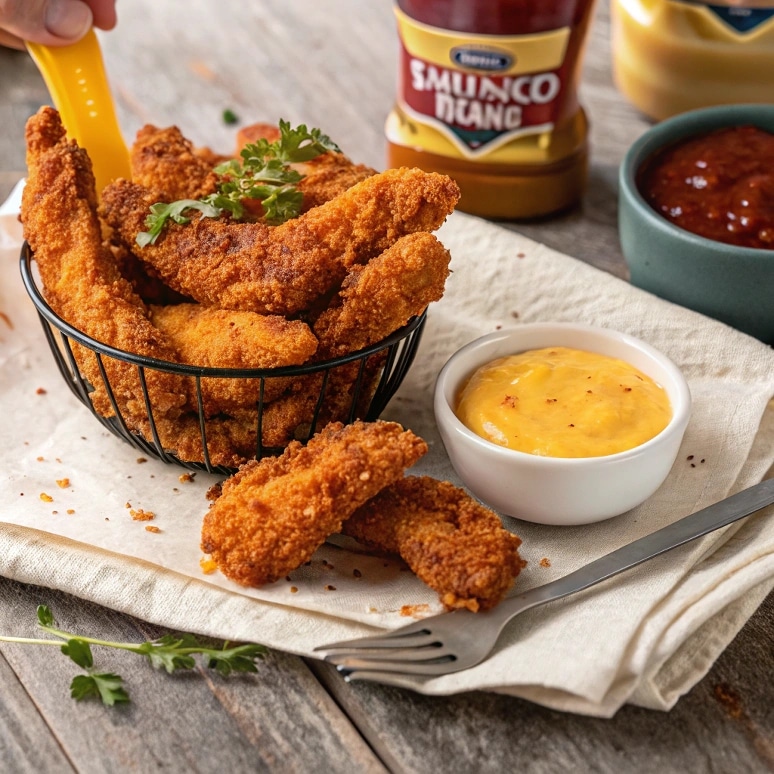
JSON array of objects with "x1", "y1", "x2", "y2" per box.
[{"x1": 455, "y1": 346, "x2": 672, "y2": 458}]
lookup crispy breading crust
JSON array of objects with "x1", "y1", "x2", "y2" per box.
[
  {"x1": 149, "y1": 303, "x2": 318, "y2": 414},
  {"x1": 99, "y1": 167, "x2": 460, "y2": 315},
  {"x1": 343, "y1": 476, "x2": 526, "y2": 611},
  {"x1": 130, "y1": 124, "x2": 221, "y2": 201},
  {"x1": 200, "y1": 421, "x2": 428, "y2": 586},
  {"x1": 20, "y1": 106, "x2": 189, "y2": 420},
  {"x1": 313, "y1": 231, "x2": 451, "y2": 358}
]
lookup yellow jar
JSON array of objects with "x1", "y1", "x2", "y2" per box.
[{"x1": 612, "y1": 0, "x2": 774, "y2": 121}]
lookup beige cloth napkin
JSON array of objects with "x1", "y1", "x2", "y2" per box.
[{"x1": 1, "y1": 180, "x2": 773, "y2": 717}]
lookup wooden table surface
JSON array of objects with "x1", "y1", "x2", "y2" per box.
[{"x1": 1, "y1": 2, "x2": 772, "y2": 771}]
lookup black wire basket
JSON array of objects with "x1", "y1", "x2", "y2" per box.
[{"x1": 20, "y1": 242, "x2": 426, "y2": 475}]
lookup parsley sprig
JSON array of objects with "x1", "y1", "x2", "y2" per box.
[
  {"x1": 0, "y1": 605, "x2": 267, "y2": 706},
  {"x1": 136, "y1": 119, "x2": 341, "y2": 246}
]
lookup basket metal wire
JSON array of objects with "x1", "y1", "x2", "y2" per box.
[{"x1": 20, "y1": 242, "x2": 426, "y2": 475}]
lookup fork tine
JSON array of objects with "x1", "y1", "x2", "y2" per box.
[
  {"x1": 313, "y1": 617, "x2": 438, "y2": 652},
  {"x1": 315, "y1": 629, "x2": 435, "y2": 652},
  {"x1": 340, "y1": 669, "x2": 433, "y2": 688},
  {"x1": 324, "y1": 644, "x2": 454, "y2": 665},
  {"x1": 333, "y1": 656, "x2": 459, "y2": 677}
]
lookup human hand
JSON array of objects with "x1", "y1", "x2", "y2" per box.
[{"x1": 0, "y1": 0, "x2": 117, "y2": 50}]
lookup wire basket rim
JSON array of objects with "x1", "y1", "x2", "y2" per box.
[{"x1": 20, "y1": 240, "x2": 426, "y2": 378}]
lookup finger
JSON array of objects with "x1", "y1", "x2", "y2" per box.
[
  {"x1": 85, "y1": 0, "x2": 116, "y2": 31},
  {"x1": 0, "y1": 28, "x2": 26, "y2": 50},
  {"x1": 1, "y1": 0, "x2": 93, "y2": 47}
]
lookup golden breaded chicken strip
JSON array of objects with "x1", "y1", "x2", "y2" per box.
[
  {"x1": 100, "y1": 167, "x2": 460, "y2": 316},
  {"x1": 149, "y1": 303, "x2": 318, "y2": 414},
  {"x1": 20, "y1": 106, "x2": 188, "y2": 420},
  {"x1": 256, "y1": 352, "x2": 388, "y2": 448},
  {"x1": 133, "y1": 411, "x2": 262, "y2": 469},
  {"x1": 343, "y1": 476, "x2": 526, "y2": 611},
  {"x1": 130, "y1": 124, "x2": 220, "y2": 201},
  {"x1": 313, "y1": 231, "x2": 451, "y2": 358},
  {"x1": 201, "y1": 420, "x2": 428, "y2": 586},
  {"x1": 296, "y1": 153, "x2": 377, "y2": 212}
]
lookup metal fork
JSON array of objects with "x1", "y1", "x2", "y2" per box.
[{"x1": 315, "y1": 478, "x2": 774, "y2": 683}]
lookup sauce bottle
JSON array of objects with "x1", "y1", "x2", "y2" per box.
[
  {"x1": 612, "y1": 0, "x2": 774, "y2": 121},
  {"x1": 385, "y1": 0, "x2": 598, "y2": 219}
]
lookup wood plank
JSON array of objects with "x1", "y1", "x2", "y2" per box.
[
  {"x1": 0, "y1": 579, "x2": 385, "y2": 772},
  {"x1": 0, "y1": 647, "x2": 76, "y2": 772}
]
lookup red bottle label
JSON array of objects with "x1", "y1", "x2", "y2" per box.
[{"x1": 388, "y1": 8, "x2": 572, "y2": 161}]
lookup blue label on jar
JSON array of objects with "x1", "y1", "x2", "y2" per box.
[{"x1": 707, "y1": 5, "x2": 774, "y2": 33}]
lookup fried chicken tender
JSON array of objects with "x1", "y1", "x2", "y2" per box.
[
  {"x1": 296, "y1": 153, "x2": 377, "y2": 212},
  {"x1": 200, "y1": 420, "x2": 428, "y2": 586},
  {"x1": 235, "y1": 122, "x2": 376, "y2": 213},
  {"x1": 253, "y1": 231, "x2": 450, "y2": 442},
  {"x1": 130, "y1": 124, "x2": 220, "y2": 201},
  {"x1": 149, "y1": 303, "x2": 318, "y2": 414},
  {"x1": 20, "y1": 107, "x2": 188, "y2": 420},
  {"x1": 343, "y1": 476, "x2": 526, "y2": 611},
  {"x1": 122, "y1": 408, "x2": 265, "y2": 468},
  {"x1": 313, "y1": 231, "x2": 451, "y2": 358},
  {"x1": 100, "y1": 167, "x2": 460, "y2": 316},
  {"x1": 256, "y1": 351, "x2": 389, "y2": 448},
  {"x1": 254, "y1": 231, "x2": 450, "y2": 442}
]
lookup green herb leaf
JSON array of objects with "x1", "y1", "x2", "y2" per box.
[
  {"x1": 70, "y1": 673, "x2": 130, "y2": 706},
  {"x1": 204, "y1": 643, "x2": 267, "y2": 677},
  {"x1": 7, "y1": 607, "x2": 267, "y2": 708},
  {"x1": 37, "y1": 605, "x2": 55, "y2": 627},
  {"x1": 222, "y1": 108, "x2": 239, "y2": 125},
  {"x1": 136, "y1": 635, "x2": 197, "y2": 673},
  {"x1": 136, "y1": 120, "x2": 340, "y2": 245},
  {"x1": 274, "y1": 118, "x2": 341, "y2": 162},
  {"x1": 136, "y1": 199, "x2": 222, "y2": 247},
  {"x1": 61, "y1": 638, "x2": 93, "y2": 669}
]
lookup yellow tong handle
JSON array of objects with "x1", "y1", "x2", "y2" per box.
[{"x1": 27, "y1": 29, "x2": 131, "y2": 194}]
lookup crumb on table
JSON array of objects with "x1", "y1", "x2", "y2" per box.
[
  {"x1": 130, "y1": 508, "x2": 156, "y2": 521},
  {"x1": 200, "y1": 556, "x2": 218, "y2": 574}
]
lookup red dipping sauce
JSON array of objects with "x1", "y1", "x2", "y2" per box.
[{"x1": 637, "y1": 125, "x2": 774, "y2": 250}]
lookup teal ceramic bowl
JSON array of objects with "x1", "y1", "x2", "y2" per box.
[{"x1": 619, "y1": 104, "x2": 774, "y2": 344}]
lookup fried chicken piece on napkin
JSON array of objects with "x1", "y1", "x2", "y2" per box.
[
  {"x1": 201, "y1": 420, "x2": 428, "y2": 586},
  {"x1": 343, "y1": 476, "x2": 526, "y2": 611},
  {"x1": 100, "y1": 167, "x2": 460, "y2": 316},
  {"x1": 20, "y1": 106, "x2": 188, "y2": 420}
]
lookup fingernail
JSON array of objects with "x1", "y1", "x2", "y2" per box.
[{"x1": 45, "y1": 0, "x2": 93, "y2": 40}]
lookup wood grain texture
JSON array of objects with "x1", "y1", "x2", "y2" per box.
[
  {"x1": 0, "y1": 580, "x2": 384, "y2": 773},
  {"x1": 0, "y1": 0, "x2": 772, "y2": 771}
]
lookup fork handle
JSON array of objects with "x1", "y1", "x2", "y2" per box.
[{"x1": 493, "y1": 478, "x2": 774, "y2": 624}]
